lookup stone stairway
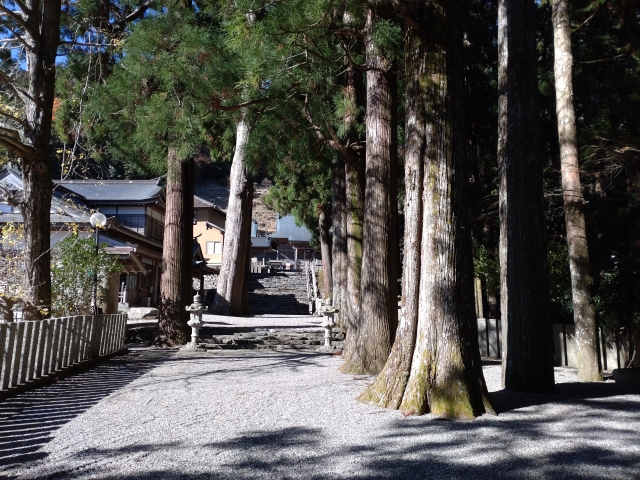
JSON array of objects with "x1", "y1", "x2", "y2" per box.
[
  {"x1": 195, "y1": 328, "x2": 345, "y2": 352},
  {"x1": 248, "y1": 272, "x2": 310, "y2": 315},
  {"x1": 126, "y1": 324, "x2": 345, "y2": 352}
]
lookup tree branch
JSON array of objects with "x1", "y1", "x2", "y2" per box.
[
  {"x1": 578, "y1": 50, "x2": 632, "y2": 64},
  {"x1": 59, "y1": 40, "x2": 112, "y2": 48},
  {"x1": 122, "y1": 0, "x2": 154, "y2": 23},
  {"x1": 11, "y1": 0, "x2": 30, "y2": 16},
  {"x1": 0, "y1": 4, "x2": 33, "y2": 35},
  {"x1": 216, "y1": 97, "x2": 271, "y2": 112},
  {"x1": 0, "y1": 109, "x2": 30, "y2": 131},
  {"x1": 0, "y1": 69, "x2": 32, "y2": 104},
  {"x1": 0, "y1": 127, "x2": 36, "y2": 160}
]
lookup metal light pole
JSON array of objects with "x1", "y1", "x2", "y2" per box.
[{"x1": 89, "y1": 212, "x2": 107, "y2": 315}]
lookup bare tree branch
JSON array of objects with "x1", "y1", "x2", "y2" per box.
[
  {"x1": 216, "y1": 97, "x2": 271, "y2": 111},
  {"x1": 0, "y1": 128, "x2": 36, "y2": 160},
  {"x1": 0, "y1": 109, "x2": 30, "y2": 130},
  {"x1": 0, "y1": 69, "x2": 32, "y2": 104},
  {"x1": 0, "y1": 4, "x2": 33, "y2": 35},
  {"x1": 122, "y1": 0, "x2": 154, "y2": 23}
]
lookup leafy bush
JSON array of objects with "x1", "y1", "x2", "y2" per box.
[{"x1": 50, "y1": 235, "x2": 121, "y2": 317}]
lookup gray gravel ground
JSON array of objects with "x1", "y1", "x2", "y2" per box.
[{"x1": 1, "y1": 343, "x2": 639, "y2": 479}]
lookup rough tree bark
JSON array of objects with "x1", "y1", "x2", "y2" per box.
[
  {"x1": 156, "y1": 149, "x2": 194, "y2": 345},
  {"x1": 357, "y1": 12, "x2": 425, "y2": 406},
  {"x1": 498, "y1": 0, "x2": 555, "y2": 392},
  {"x1": 331, "y1": 155, "x2": 348, "y2": 326},
  {"x1": 341, "y1": 2, "x2": 398, "y2": 375},
  {"x1": 211, "y1": 117, "x2": 253, "y2": 315},
  {"x1": 360, "y1": 0, "x2": 493, "y2": 418},
  {"x1": 318, "y1": 205, "x2": 333, "y2": 300},
  {"x1": 552, "y1": 0, "x2": 602, "y2": 382},
  {"x1": 0, "y1": 1, "x2": 62, "y2": 318},
  {"x1": 339, "y1": 57, "x2": 367, "y2": 365}
]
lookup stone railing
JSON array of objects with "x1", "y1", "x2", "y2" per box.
[{"x1": 0, "y1": 314, "x2": 127, "y2": 393}]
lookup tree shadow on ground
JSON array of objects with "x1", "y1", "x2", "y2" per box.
[
  {"x1": 0, "y1": 349, "x2": 168, "y2": 470},
  {"x1": 24, "y1": 403, "x2": 640, "y2": 480},
  {"x1": 491, "y1": 380, "x2": 640, "y2": 413},
  {"x1": 3, "y1": 352, "x2": 639, "y2": 480}
]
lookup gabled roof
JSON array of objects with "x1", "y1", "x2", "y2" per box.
[
  {"x1": 194, "y1": 195, "x2": 226, "y2": 216},
  {"x1": 56, "y1": 178, "x2": 164, "y2": 205},
  {"x1": 271, "y1": 215, "x2": 313, "y2": 243},
  {"x1": 194, "y1": 195, "x2": 214, "y2": 208}
]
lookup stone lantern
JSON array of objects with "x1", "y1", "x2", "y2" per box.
[
  {"x1": 319, "y1": 299, "x2": 338, "y2": 348},
  {"x1": 185, "y1": 293, "x2": 204, "y2": 348}
]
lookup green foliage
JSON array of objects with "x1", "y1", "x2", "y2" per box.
[
  {"x1": 51, "y1": 235, "x2": 121, "y2": 317},
  {"x1": 546, "y1": 241, "x2": 573, "y2": 321},
  {"x1": 593, "y1": 261, "x2": 640, "y2": 332},
  {"x1": 372, "y1": 18, "x2": 402, "y2": 60},
  {"x1": 473, "y1": 245, "x2": 499, "y2": 296}
]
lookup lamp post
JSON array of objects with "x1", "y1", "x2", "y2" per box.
[{"x1": 89, "y1": 212, "x2": 107, "y2": 315}]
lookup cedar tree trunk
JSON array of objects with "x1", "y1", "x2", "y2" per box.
[
  {"x1": 331, "y1": 155, "x2": 348, "y2": 326},
  {"x1": 362, "y1": 0, "x2": 493, "y2": 419},
  {"x1": 552, "y1": 0, "x2": 602, "y2": 382},
  {"x1": 319, "y1": 205, "x2": 333, "y2": 300},
  {"x1": 498, "y1": 0, "x2": 555, "y2": 392},
  {"x1": 341, "y1": 149, "x2": 365, "y2": 367},
  {"x1": 156, "y1": 149, "x2": 194, "y2": 345},
  {"x1": 2, "y1": 1, "x2": 63, "y2": 319},
  {"x1": 212, "y1": 117, "x2": 253, "y2": 315},
  {"x1": 341, "y1": 3, "x2": 398, "y2": 375},
  {"x1": 358, "y1": 15, "x2": 425, "y2": 407}
]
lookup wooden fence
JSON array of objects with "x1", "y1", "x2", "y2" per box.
[
  {"x1": 478, "y1": 317, "x2": 632, "y2": 370},
  {"x1": 0, "y1": 314, "x2": 127, "y2": 393}
]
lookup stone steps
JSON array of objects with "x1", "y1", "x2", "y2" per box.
[
  {"x1": 195, "y1": 329, "x2": 345, "y2": 352},
  {"x1": 126, "y1": 325, "x2": 345, "y2": 352},
  {"x1": 247, "y1": 272, "x2": 311, "y2": 315}
]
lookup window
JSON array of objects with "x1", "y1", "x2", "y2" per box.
[
  {"x1": 206, "y1": 241, "x2": 222, "y2": 255},
  {"x1": 117, "y1": 215, "x2": 146, "y2": 234},
  {"x1": 126, "y1": 273, "x2": 138, "y2": 289}
]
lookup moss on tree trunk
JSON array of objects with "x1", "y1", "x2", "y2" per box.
[{"x1": 360, "y1": 0, "x2": 494, "y2": 419}]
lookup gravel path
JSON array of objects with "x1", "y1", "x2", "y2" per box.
[{"x1": 1, "y1": 345, "x2": 639, "y2": 479}]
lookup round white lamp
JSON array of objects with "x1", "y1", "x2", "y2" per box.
[{"x1": 90, "y1": 211, "x2": 107, "y2": 228}]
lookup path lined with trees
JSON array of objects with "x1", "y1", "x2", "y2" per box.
[
  {"x1": 1, "y1": 343, "x2": 639, "y2": 479},
  {"x1": 0, "y1": 0, "x2": 639, "y2": 422}
]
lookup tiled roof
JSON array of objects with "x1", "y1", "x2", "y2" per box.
[
  {"x1": 271, "y1": 215, "x2": 313, "y2": 242},
  {"x1": 57, "y1": 178, "x2": 163, "y2": 203},
  {"x1": 194, "y1": 195, "x2": 214, "y2": 208}
]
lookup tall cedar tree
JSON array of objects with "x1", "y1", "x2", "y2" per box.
[
  {"x1": 498, "y1": 0, "x2": 555, "y2": 392},
  {"x1": 359, "y1": 0, "x2": 494, "y2": 419},
  {"x1": 0, "y1": 1, "x2": 156, "y2": 318},
  {"x1": 85, "y1": 9, "x2": 242, "y2": 343},
  {"x1": 211, "y1": 115, "x2": 254, "y2": 315},
  {"x1": 253, "y1": 0, "x2": 368, "y2": 328},
  {"x1": 551, "y1": 0, "x2": 601, "y2": 381},
  {"x1": 340, "y1": 2, "x2": 399, "y2": 375},
  {"x1": 0, "y1": 0, "x2": 61, "y2": 318},
  {"x1": 158, "y1": 149, "x2": 194, "y2": 344}
]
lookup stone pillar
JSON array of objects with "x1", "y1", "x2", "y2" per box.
[{"x1": 100, "y1": 271, "x2": 120, "y2": 314}]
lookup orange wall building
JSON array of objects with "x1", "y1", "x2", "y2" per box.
[{"x1": 193, "y1": 195, "x2": 226, "y2": 265}]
